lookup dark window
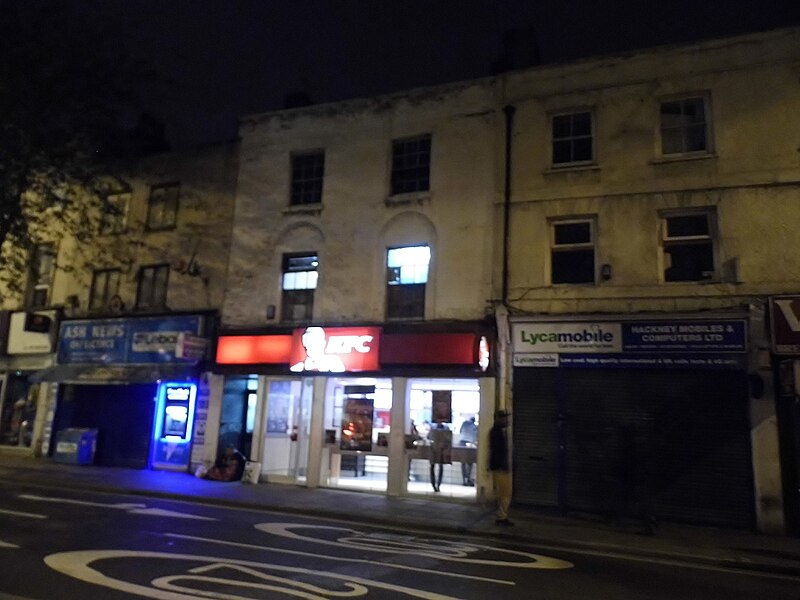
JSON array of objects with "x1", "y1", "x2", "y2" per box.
[
  {"x1": 89, "y1": 269, "x2": 121, "y2": 311},
  {"x1": 391, "y1": 134, "x2": 431, "y2": 195},
  {"x1": 552, "y1": 112, "x2": 593, "y2": 165},
  {"x1": 28, "y1": 244, "x2": 55, "y2": 308},
  {"x1": 290, "y1": 152, "x2": 325, "y2": 205},
  {"x1": 663, "y1": 213, "x2": 715, "y2": 281},
  {"x1": 146, "y1": 183, "x2": 179, "y2": 230},
  {"x1": 136, "y1": 264, "x2": 169, "y2": 309},
  {"x1": 386, "y1": 245, "x2": 430, "y2": 319},
  {"x1": 282, "y1": 253, "x2": 318, "y2": 322},
  {"x1": 660, "y1": 97, "x2": 708, "y2": 155},
  {"x1": 551, "y1": 221, "x2": 595, "y2": 284},
  {"x1": 100, "y1": 193, "x2": 130, "y2": 235}
]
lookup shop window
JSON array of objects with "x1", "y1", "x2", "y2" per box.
[
  {"x1": 146, "y1": 182, "x2": 179, "y2": 231},
  {"x1": 662, "y1": 211, "x2": 716, "y2": 282},
  {"x1": 0, "y1": 379, "x2": 38, "y2": 448},
  {"x1": 391, "y1": 134, "x2": 431, "y2": 195},
  {"x1": 89, "y1": 268, "x2": 121, "y2": 311},
  {"x1": 552, "y1": 111, "x2": 594, "y2": 166},
  {"x1": 386, "y1": 245, "x2": 430, "y2": 319},
  {"x1": 282, "y1": 253, "x2": 318, "y2": 322},
  {"x1": 290, "y1": 151, "x2": 325, "y2": 206},
  {"x1": 27, "y1": 243, "x2": 56, "y2": 308},
  {"x1": 550, "y1": 219, "x2": 595, "y2": 284},
  {"x1": 136, "y1": 263, "x2": 169, "y2": 309},
  {"x1": 660, "y1": 96, "x2": 710, "y2": 155},
  {"x1": 100, "y1": 192, "x2": 130, "y2": 235}
]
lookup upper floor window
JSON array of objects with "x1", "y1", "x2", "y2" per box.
[
  {"x1": 290, "y1": 152, "x2": 325, "y2": 206},
  {"x1": 386, "y1": 245, "x2": 430, "y2": 319},
  {"x1": 660, "y1": 97, "x2": 709, "y2": 155},
  {"x1": 661, "y1": 211, "x2": 716, "y2": 282},
  {"x1": 89, "y1": 268, "x2": 121, "y2": 311},
  {"x1": 146, "y1": 183, "x2": 179, "y2": 231},
  {"x1": 282, "y1": 253, "x2": 319, "y2": 322},
  {"x1": 27, "y1": 243, "x2": 55, "y2": 308},
  {"x1": 136, "y1": 263, "x2": 169, "y2": 309},
  {"x1": 100, "y1": 193, "x2": 130, "y2": 235},
  {"x1": 550, "y1": 219, "x2": 595, "y2": 284},
  {"x1": 552, "y1": 111, "x2": 593, "y2": 166},
  {"x1": 391, "y1": 134, "x2": 431, "y2": 195}
]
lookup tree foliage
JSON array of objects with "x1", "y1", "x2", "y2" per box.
[{"x1": 0, "y1": 0, "x2": 166, "y2": 302}]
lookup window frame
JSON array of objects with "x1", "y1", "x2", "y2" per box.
[
  {"x1": 550, "y1": 110, "x2": 595, "y2": 167},
  {"x1": 135, "y1": 263, "x2": 170, "y2": 309},
  {"x1": 390, "y1": 134, "x2": 432, "y2": 196},
  {"x1": 280, "y1": 252, "x2": 319, "y2": 323},
  {"x1": 660, "y1": 209, "x2": 718, "y2": 283},
  {"x1": 145, "y1": 182, "x2": 180, "y2": 231},
  {"x1": 27, "y1": 243, "x2": 56, "y2": 308},
  {"x1": 549, "y1": 218, "x2": 597, "y2": 285},
  {"x1": 289, "y1": 151, "x2": 325, "y2": 206},
  {"x1": 385, "y1": 244, "x2": 431, "y2": 320},
  {"x1": 658, "y1": 94, "x2": 712, "y2": 157},
  {"x1": 89, "y1": 268, "x2": 122, "y2": 311},
  {"x1": 99, "y1": 192, "x2": 130, "y2": 235}
]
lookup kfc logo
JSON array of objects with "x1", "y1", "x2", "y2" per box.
[{"x1": 290, "y1": 326, "x2": 381, "y2": 373}]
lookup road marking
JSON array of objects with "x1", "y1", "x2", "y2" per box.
[
  {"x1": 0, "y1": 508, "x2": 46, "y2": 519},
  {"x1": 0, "y1": 540, "x2": 20, "y2": 549},
  {"x1": 162, "y1": 532, "x2": 514, "y2": 586},
  {"x1": 46, "y1": 549, "x2": 467, "y2": 600},
  {"x1": 19, "y1": 495, "x2": 215, "y2": 521},
  {"x1": 255, "y1": 522, "x2": 574, "y2": 569}
]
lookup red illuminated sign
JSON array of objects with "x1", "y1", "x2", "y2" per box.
[
  {"x1": 216, "y1": 335, "x2": 293, "y2": 364},
  {"x1": 289, "y1": 326, "x2": 381, "y2": 372}
]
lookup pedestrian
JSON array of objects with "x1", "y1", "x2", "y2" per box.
[
  {"x1": 489, "y1": 409, "x2": 513, "y2": 526},
  {"x1": 427, "y1": 422, "x2": 452, "y2": 492},
  {"x1": 458, "y1": 416, "x2": 478, "y2": 486}
]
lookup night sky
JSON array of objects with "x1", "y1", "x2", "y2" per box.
[{"x1": 75, "y1": 1, "x2": 800, "y2": 148}]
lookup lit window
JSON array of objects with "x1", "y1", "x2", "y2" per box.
[
  {"x1": 146, "y1": 183, "x2": 179, "y2": 230},
  {"x1": 136, "y1": 264, "x2": 169, "y2": 308},
  {"x1": 660, "y1": 97, "x2": 709, "y2": 155},
  {"x1": 386, "y1": 245, "x2": 430, "y2": 319},
  {"x1": 662, "y1": 212, "x2": 716, "y2": 282},
  {"x1": 100, "y1": 193, "x2": 130, "y2": 235},
  {"x1": 391, "y1": 134, "x2": 431, "y2": 195},
  {"x1": 552, "y1": 111, "x2": 593, "y2": 165},
  {"x1": 290, "y1": 152, "x2": 325, "y2": 205},
  {"x1": 89, "y1": 268, "x2": 121, "y2": 311},
  {"x1": 282, "y1": 253, "x2": 318, "y2": 322},
  {"x1": 550, "y1": 220, "x2": 595, "y2": 284},
  {"x1": 28, "y1": 244, "x2": 55, "y2": 308}
]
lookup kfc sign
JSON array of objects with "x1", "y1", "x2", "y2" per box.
[
  {"x1": 290, "y1": 326, "x2": 381, "y2": 372},
  {"x1": 771, "y1": 296, "x2": 800, "y2": 354}
]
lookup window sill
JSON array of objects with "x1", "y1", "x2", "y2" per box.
[
  {"x1": 283, "y1": 204, "x2": 323, "y2": 216},
  {"x1": 650, "y1": 152, "x2": 717, "y2": 165},
  {"x1": 385, "y1": 191, "x2": 431, "y2": 207},
  {"x1": 544, "y1": 164, "x2": 600, "y2": 175}
]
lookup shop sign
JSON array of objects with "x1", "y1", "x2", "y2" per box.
[
  {"x1": 57, "y1": 316, "x2": 202, "y2": 364},
  {"x1": 771, "y1": 296, "x2": 800, "y2": 354},
  {"x1": 7, "y1": 310, "x2": 57, "y2": 355},
  {"x1": 512, "y1": 322, "x2": 622, "y2": 354},
  {"x1": 621, "y1": 320, "x2": 746, "y2": 352},
  {"x1": 289, "y1": 326, "x2": 380, "y2": 373}
]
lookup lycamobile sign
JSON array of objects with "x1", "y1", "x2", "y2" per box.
[{"x1": 513, "y1": 323, "x2": 622, "y2": 353}]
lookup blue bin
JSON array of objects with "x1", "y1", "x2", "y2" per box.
[{"x1": 53, "y1": 428, "x2": 98, "y2": 465}]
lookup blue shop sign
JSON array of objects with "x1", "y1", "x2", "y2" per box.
[
  {"x1": 58, "y1": 316, "x2": 202, "y2": 364},
  {"x1": 621, "y1": 320, "x2": 746, "y2": 353}
]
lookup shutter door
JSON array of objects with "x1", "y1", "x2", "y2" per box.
[{"x1": 513, "y1": 367, "x2": 754, "y2": 528}]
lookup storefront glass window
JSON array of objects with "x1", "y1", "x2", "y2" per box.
[
  {"x1": 261, "y1": 378, "x2": 312, "y2": 483},
  {"x1": 0, "y1": 376, "x2": 38, "y2": 448}
]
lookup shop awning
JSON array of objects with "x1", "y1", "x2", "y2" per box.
[{"x1": 29, "y1": 363, "x2": 198, "y2": 384}]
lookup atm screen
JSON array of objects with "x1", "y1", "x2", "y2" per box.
[{"x1": 160, "y1": 384, "x2": 195, "y2": 440}]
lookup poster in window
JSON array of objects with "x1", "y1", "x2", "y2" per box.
[
  {"x1": 267, "y1": 382, "x2": 291, "y2": 434},
  {"x1": 340, "y1": 396, "x2": 374, "y2": 451},
  {"x1": 432, "y1": 390, "x2": 452, "y2": 424}
]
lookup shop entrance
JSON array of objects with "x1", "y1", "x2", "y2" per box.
[
  {"x1": 260, "y1": 378, "x2": 312, "y2": 483},
  {"x1": 218, "y1": 376, "x2": 258, "y2": 460}
]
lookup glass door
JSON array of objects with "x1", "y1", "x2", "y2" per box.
[{"x1": 261, "y1": 378, "x2": 312, "y2": 483}]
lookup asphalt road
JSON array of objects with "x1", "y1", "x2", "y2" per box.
[{"x1": 0, "y1": 480, "x2": 797, "y2": 600}]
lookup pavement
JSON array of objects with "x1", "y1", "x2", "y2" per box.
[{"x1": 1, "y1": 451, "x2": 799, "y2": 577}]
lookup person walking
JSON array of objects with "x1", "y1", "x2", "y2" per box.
[{"x1": 489, "y1": 409, "x2": 513, "y2": 526}]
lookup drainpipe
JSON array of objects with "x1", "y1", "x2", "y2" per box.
[{"x1": 501, "y1": 105, "x2": 516, "y2": 304}]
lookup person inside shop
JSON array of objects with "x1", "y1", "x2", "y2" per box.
[
  {"x1": 205, "y1": 445, "x2": 246, "y2": 482},
  {"x1": 458, "y1": 416, "x2": 478, "y2": 486},
  {"x1": 490, "y1": 409, "x2": 513, "y2": 526},
  {"x1": 428, "y1": 421, "x2": 452, "y2": 492}
]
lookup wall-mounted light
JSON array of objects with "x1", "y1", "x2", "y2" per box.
[{"x1": 600, "y1": 263, "x2": 613, "y2": 281}]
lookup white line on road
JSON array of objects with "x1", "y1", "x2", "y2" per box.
[
  {"x1": 162, "y1": 532, "x2": 515, "y2": 586},
  {"x1": 0, "y1": 508, "x2": 46, "y2": 519},
  {"x1": 0, "y1": 540, "x2": 20, "y2": 548},
  {"x1": 19, "y1": 494, "x2": 215, "y2": 521}
]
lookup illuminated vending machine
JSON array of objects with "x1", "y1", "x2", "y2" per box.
[{"x1": 151, "y1": 381, "x2": 197, "y2": 471}]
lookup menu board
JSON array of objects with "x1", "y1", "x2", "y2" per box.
[{"x1": 340, "y1": 396, "x2": 374, "y2": 451}]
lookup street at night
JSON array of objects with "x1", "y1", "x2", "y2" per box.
[{"x1": 1, "y1": 480, "x2": 797, "y2": 600}]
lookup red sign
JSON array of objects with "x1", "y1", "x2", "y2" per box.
[
  {"x1": 216, "y1": 335, "x2": 293, "y2": 364},
  {"x1": 289, "y1": 326, "x2": 381, "y2": 372},
  {"x1": 771, "y1": 296, "x2": 800, "y2": 354}
]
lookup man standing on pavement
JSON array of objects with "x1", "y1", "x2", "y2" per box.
[{"x1": 489, "y1": 409, "x2": 513, "y2": 526}]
